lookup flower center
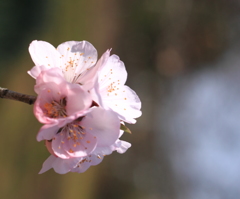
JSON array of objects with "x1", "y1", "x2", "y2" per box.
[
  {"x1": 64, "y1": 120, "x2": 85, "y2": 144},
  {"x1": 56, "y1": 118, "x2": 94, "y2": 153},
  {"x1": 44, "y1": 97, "x2": 67, "y2": 118}
]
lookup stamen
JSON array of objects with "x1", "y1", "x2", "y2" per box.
[{"x1": 43, "y1": 97, "x2": 67, "y2": 118}]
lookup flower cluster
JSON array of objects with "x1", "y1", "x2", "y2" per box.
[{"x1": 28, "y1": 40, "x2": 141, "y2": 174}]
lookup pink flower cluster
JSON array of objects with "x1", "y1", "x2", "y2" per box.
[{"x1": 28, "y1": 41, "x2": 141, "y2": 174}]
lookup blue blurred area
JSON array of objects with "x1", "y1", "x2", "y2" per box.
[
  {"x1": 155, "y1": 45, "x2": 240, "y2": 198},
  {"x1": 1, "y1": 0, "x2": 240, "y2": 199}
]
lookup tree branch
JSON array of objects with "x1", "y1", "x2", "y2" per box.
[{"x1": 0, "y1": 87, "x2": 36, "y2": 105}]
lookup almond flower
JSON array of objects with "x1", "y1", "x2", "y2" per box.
[
  {"x1": 39, "y1": 131, "x2": 131, "y2": 174},
  {"x1": 46, "y1": 107, "x2": 121, "y2": 160},
  {"x1": 35, "y1": 68, "x2": 121, "y2": 160},
  {"x1": 34, "y1": 67, "x2": 91, "y2": 140},
  {"x1": 28, "y1": 40, "x2": 141, "y2": 174},
  {"x1": 28, "y1": 40, "x2": 141, "y2": 124}
]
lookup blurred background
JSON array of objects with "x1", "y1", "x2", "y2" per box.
[{"x1": 1, "y1": 0, "x2": 240, "y2": 198}]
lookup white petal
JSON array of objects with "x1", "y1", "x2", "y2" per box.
[
  {"x1": 93, "y1": 139, "x2": 131, "y2": 155},
  {"x1": 96, "y1": 54, "x2": 142, "y2": 123},
  {"x1": 57, "y1": 41, "x2": 97, "y2": 82},
  {"x1": 93, "y1": 146, "x2": 114, "y2": 156},
  {"x1": 29, "y1": 40, "x2": 61, "y2": 69},
  {"x1": 78, "y1": 49, "x2": 110, "y2": 91},
  {"x1": 98, "y1": 54, "x2": 127, "y2": 90},
  {"x1": 115, "y1": 140, "x2": 131, "y2": 154},
  {"x1": 101, "y1": 85, "x2": 142, "y2": 124}
]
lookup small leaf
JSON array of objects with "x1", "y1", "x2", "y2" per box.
[{"x1": 120, "y1": 124, "x2": 132, "y2": 134}]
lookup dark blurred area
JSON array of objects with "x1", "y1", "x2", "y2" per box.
[
  {"x1": 0, "y1": 0, "x2": 49, "y2": 66},
  {"x1": 1, "y1": 0, "x2": 240, "y2": 199}
]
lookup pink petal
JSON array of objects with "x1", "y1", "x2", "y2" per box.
[
  {"x1": 88, "y1": 80, "x2": 103, "y2": 107},
  {"x1": 89, "y1": 154, "x2": 104, "y2": 166},
  {"x1": 51, "y1": 128, "x2": 97, "y2": 159},
  {"x1": 81, "y1": 107, "x2": 120, "y2": 147},
  {"x1": 39, "y1": 155, "x2": 56, "y2": 174},
  {"x1": 34, "y1": 90, "x2": 76, "y2": 124},
  {"x1": 65, "y1": 132, "x2": 97, "y2": 158},
  {"x1": 52, "y1": 157, "x2": 79, "y2": 174},
  {"x1": 34, "y1": 68, "x2": 92, "y2": 124},
  {"x1": 70, "y1": 160, "x2": 91, "y2": 173},
  {"x1": 34, "y1": 83, "x2": 62, "y2": 107},
  {"x1": 29, "y1": 40, "x2": 61, "y2": 71},
  {"x1": 45, "y1": 140, "x2": 57, "y2": 156},
  {"x1": 34, "y1": 68, "x2": 66, "y2": 94},
  {"x1": 33, "y1": 88, "x2": 64, "y2": 124},
  {"x1": 27, "y1": 65, "x2": 49, "y2": 79},
  {"x1": 65, "y1": 83, "x2": 92, "y2": 116},
  {"x1": 70, "y1": 155, "x2": 103, "y2": 173},
  {"x1": 51, "y1": 133, "x2": 71, "y2": 159},
  {"x1": 36, "y1": 123, "x2": 60, "y2": 141},
  {"x1": 36, "y1": 67, "x2": 64, "y2": 85}
]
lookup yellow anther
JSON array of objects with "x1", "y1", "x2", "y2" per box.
[{"x1": 69, "y1": 149, "x2": 74, "y2": 153}]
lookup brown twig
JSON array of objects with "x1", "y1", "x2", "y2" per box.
[{"x1": 0, "y1": 87, "x2": 36, "y2": 105}]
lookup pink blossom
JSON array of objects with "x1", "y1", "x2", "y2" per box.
[
  {"x1": 28, "y1": 40, "x2": 141, "y2": 124},
  {"x1": 39, "y1": 133, "x2": 131, "y2": 174},
  {"x1": 38, "y1": 107, "x2": 123, "y2": 173},
  {"x1": 34, "y1": 67, "x2": 92, "y2": 141},
  {"x1": 28, "y1": 40, "x2": 141, "y2": 174},
  {"x1": 34, "y1": 68, "x2": 121, "y2": 160},
  {"x1": 47, "y1": 107, "x2": 121, "y2": 159}
]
